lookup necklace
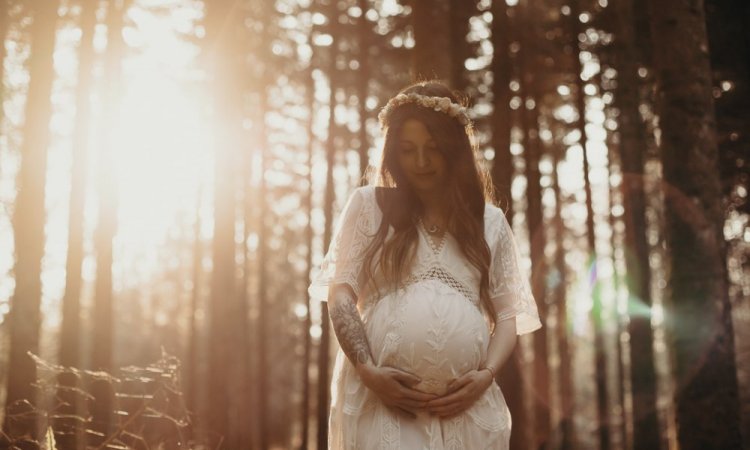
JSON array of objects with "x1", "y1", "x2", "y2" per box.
[
  {"x1": 425, "y1": 223, "x2": 441, "y2": 234},
  {"x1": 419, "y1": 217, "x2": 443, "y2": 234}
]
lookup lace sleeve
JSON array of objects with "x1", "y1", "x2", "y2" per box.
[
  {"x1": 308, "y1": 186, "x2": 378, "y2": 302},
  {"x1": 488, "y1": 207, "x2": 542, "y2": 335}
]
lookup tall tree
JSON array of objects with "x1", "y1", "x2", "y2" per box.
[
  {"x1": 60, "y1": 0, "x2": 97, "y2": 370},
  {"x1": 517, "y1": 1, "x2": 551, "y2": 447},
  {"x1": 568, "y1": 1, "x2": 607, "y2": 447},
  {"x1": 92, "y1": 0, "x2": 129, "y2": 374},
  {"x1": 705, "y1": 0, "x2": 750, "y2": 437},
  {"x1": 301, "y1": 55, "x2": 315, "y2": 450},
  {"x1": 410, "y1": 0, "x2": 452, "y2": 81},
  {"x1": 551, "y1": 142, "x2": 573, "y2": 450},
  {"x1": 489, "y1": 4, "x2": 534, "y2": 450},
  {"x1": 648, "y1": 1, "x2": 742, "y2": 448},
  {"x1": 204, "y1": 0, "x2": 240, "y2": 446},
  {"x1": 489, "y1": 0, "x2": 513, "y2": 213},
  {"x1": 608, "y1": 0, "x2": 659, "y2": 447},
  {"x1": 4, "y1": 0, "x2": 59, "y2": 419},
  {"x1": 317, "y1": 2, "x2": 344, "y2": 446},
  {"x1": 186, "y1": 187, "x2": 202, "y2": 415},
  {"x1": 356, "y1": 0, "x2": 371, "y2": 182},
  {"x1": 89, "y1": 1, "x2": 129, "y2": 438},
  {"x1": 449, "y1": 0, "x2": 477, "y2": 91},
  {"x1": 0, "y1": 0, "x2": 10, "y2": 127}
]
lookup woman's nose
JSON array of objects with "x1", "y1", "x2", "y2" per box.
[{"x1": 416, "y1": 149, "x2": 429, "y2": 168}]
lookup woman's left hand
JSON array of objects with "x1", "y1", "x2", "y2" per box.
[{"x1": 425, "y1": 369, "x2": 494, "y2": 418}]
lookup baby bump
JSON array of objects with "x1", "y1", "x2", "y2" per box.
[{"x1": 366, "y1": 280, "x2": 489, "y2": 395}]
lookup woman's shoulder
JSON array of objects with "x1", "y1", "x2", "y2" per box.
[
  {"x1": 483, "y1": 202, "x2": 508, "y2": 242},
  {"x1": 348, "y1": 185, "x2": 382, "y2": 205},
  {"x1": 483, "y1": 202, "x2": 506, "y2": 222},
  {"x1": 345, "y1": 185, "x2": 387, "y2": 220},
  {"x1": 350, "y1": 185, "x2": 398, "y2": 213}
]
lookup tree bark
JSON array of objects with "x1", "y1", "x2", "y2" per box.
[
  {"x1": 89, "y1": 1, "x2": 128, "y2": 438},
  {"x1": 410, "y1": 0, "x2": 452, "y2": 81},
  {"x1": 205, "y1": 0, "x2": 240, "y2": 445},
  {"x1": 256, "y1": 90, "x2": 270, "y2": 450},
  {"x1": 568, "y1": 1, "x2": 608, "y2": 448},
  {"x1": 91, "y1": 0, "x2": 128, "y2": 373},
  {"x1": 318, "y1": 6, "x2": 339, "y2": 444},
  {"x1": 60, "y1": 0, "x2": 97, "y2": 370},
  {"x1": 4, "y1": 0, "x2": 59, "y2": 421},
  {"x1": 517, "y1": 1, "x2": 550, "y2": 447},
  {"x1": 0, "y1": 0, "x2": 10, "y2": 128},
  {"x1": 186, "y1": 187, "x2": 202, "y2": 416},
  {"x1": 300, "y1": 56, "x2": 315, "y2": 450},
  {"x1": 609, "y1": 0, "x2": 659, "y2": 448},
  {"x1": 489, "y1": 0, "x2": 513, "y2": 215},
  {"x1": 490, "y1": 4, "x2": 534, "y2": 450},
  {"x1": 551, "y1": 143, "x2": 574, "y2": 450},
  {"x1": 648, "y1": 1, "x2": 742, "y2": 448},
  {"x1": 704, "y1": 0, "x2": 750, "y2": 438},
  {"x1": 449, "y1": 0, "x2": 476, "y2": 92},
  {"x1": 357, "y1": 0, "x2": 370, "y2": 183}
]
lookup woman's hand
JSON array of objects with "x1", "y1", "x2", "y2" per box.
[
  {"x1": 425, "y1": 369, "x2": 494, "y2": 418},
  {"x1": 357, "y1": 364, "x2": 438, "y2": 418}
]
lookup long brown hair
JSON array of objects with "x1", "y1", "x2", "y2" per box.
[{"x1": 362, "y1": 81, "x2": 498, "y2": 327}]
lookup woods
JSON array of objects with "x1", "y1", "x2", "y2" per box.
[{"x1": 0, "y1": 0, "x2": 747, "y2": 449}]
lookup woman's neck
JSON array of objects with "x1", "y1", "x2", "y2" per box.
[{"x1": 415, "y1": 190, "x2": 448, "y2": 220}]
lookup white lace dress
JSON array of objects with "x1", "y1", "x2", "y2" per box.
[{"x1": 309, "y1": 186, "x2": 541, "y2": 450}]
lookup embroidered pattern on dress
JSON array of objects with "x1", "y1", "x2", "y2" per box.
[
  {"x1": 314, "y1": 188, "x2": 539, "y2": 449},
  {"x1": 444, "y1": 415, "x2": 466, "y2": 449},
  {"x1": 378, "y1": 405, "x2": 400, "y2": 450},
  {"x1": 402, "y1": 265, "x2": 479, "y2": 306}
]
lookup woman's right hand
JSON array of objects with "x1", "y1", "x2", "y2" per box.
[{"x1": 356, "y1": 364, "x2": 437, "y2": 418}]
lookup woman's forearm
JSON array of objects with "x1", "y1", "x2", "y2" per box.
[
  {"x1": 481, "y1": 318, "x2": 517, "y2": 376},
  {"x1": 328, "y1": 284, "x2": 373, "y2": 368}
]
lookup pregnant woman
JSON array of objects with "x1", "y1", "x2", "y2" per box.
[{"x1": 309, "y1": 81, "x2": 541, "y2": 449}]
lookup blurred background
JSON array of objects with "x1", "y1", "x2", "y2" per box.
[{"x1": 0, "y1": 0, "x2": 748, "y2": 449}]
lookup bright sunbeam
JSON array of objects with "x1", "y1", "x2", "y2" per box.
[{"x1": 108, "y1": 3, "x2": 212, "y2": 289}]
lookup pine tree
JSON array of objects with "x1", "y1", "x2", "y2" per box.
[
  {"x1": 648, "y1": 0, "x2": 742, "y2": 447},
  {"x1": 4, "y1": 0, "x2": 59, "y2": 425}
]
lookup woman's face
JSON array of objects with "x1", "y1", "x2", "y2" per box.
[{"x1": 395, "y1": 118, "x2": 448, "y2": 194}]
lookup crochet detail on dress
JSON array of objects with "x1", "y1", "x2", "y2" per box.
[{"x1": 402, "y1": 265, "x2": 479, "y2": 305}]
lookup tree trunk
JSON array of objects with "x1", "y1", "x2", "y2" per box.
[
  {"x1": 256, "y1": 88, "x2": 269, "y2": 450},
  {"x1": 205, "y1": 0, "x2": 239, "y2": 445},
  {"x1": 0, "y1": 0, "x2": 10, "y2": 128},
  {"x1": 4, "y1": 0, "x2": 59, "y2": 423},
  {"x1": 568, "y1": 1, "x2": 607, "y2": 448},
  {"x1": 517, "y1": 1, "x2": 550, "y2": 447},
  {"x1": 236, "y1": 85, "x2": 252, "y2": 450},
  {"x1": 410, "y1": 0, "x2": 451, "y2": 81},
  {"x1": 317, "y1": 13, "x2": 339, "y2": 446},
  {"x1": 704, "y1": 0, "x2": 750, "y2": 438},
  {"x1": 187, "y1": 187, "x2": 202, "y2": 416},
  {"x1": 60, "y1": 0, "x2": 97, "y2": 370},
  {"x1": 551, "y1": 143, "x2": 573, "y2": 450},
  {"x1": 90, "y1": 1, "x2": 128, "y2": 438},
  {"x1": 490, "y1": 4, "x2": 532, "y2": 450},
  {"x1": 449, "y1": 0, "x2": 476, "y2": 92},
  {"x1": 609, "y1": 0, "x2": 659, "y2": 448},
  {"x1": 489, "y1": 0, "x2": 513, "y2": 215},
  {"x1": 300, "y1": 59, "x2": 315, "y2": 450},
  {"x1": 357, "y1": 0, "x2": 370, "y2": 183},
  {"x1": 92, "y1": 0, "x2": 128, "y2": 373},
  {"x1": 648, "y1": 1, "x2": 742, "y2": 448}
]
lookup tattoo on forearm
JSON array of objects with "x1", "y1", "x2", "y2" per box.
[{"x1": 329, "y1": 290, "x2": 373, "y2": 367}]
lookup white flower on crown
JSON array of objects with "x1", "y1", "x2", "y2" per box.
[{"x1": 378, "y1": 92, "x2": 471, "y2": 128}]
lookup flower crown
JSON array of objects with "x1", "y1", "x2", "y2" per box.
[{"x1": 378, "y1": 93, "x2": 471, "y2": 128}]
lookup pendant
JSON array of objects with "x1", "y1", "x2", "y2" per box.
[{"x1": 426, "y1": 223, "x2": 440, "y2": 234}]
